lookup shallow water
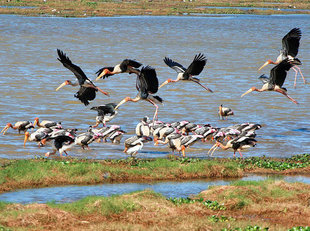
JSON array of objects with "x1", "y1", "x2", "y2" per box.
[
  {"x1": 0, "y1": 14, "x2": 309, "y2": 159},
  {"x1": 200, "y1": 6, "x2": 310, "y2": 12},
  {"x1": 0, "y1": 175, "x2": 309, "y2": 204}
]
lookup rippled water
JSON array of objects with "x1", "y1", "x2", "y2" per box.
[
  {"x1": 0, "y1": 14, "x2": 309, "y2": 159},
  {"x1": 0, "y1": 175, "x2": 309, "y2": 204}
]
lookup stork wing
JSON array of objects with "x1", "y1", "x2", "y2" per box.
[
  {"x1": 163, "y1": 57, "x2": 186, "y2": 73},
  {"x1": 97, "y1": 103, "x2": 117, "y2": 114},
  {"x1": 282, "y1": 28, "x2": 301, "y2": 57},
  {"x1": 184, "y1": 53, "x2": 207, "y2": 76},
  {"x1": 57, "y1": 49, "x2": 88, "y2": 85},
  {"x1": 258, "y1": 74, "x2": 270, "y2": 84},
  {"x1": 270, "y1": 59, "x2": 293, "y2": 87},
  {"x1": 136, "y1": 66, "x2": 158, "y2": 94},
  {"x1": 121, "y1": 59, "x2": 142, "y2": 69}
]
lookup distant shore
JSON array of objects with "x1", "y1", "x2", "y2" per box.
[{"x1": 1, "y1": 0, "x2": 310, "y2": 18}]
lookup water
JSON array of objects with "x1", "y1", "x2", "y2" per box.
[
  {"x1": 0, "y1": 15, "x2": 309, "y2": 159},
  {"x1": 0, "y1": 175, "x2": 309, "y2": 204}
]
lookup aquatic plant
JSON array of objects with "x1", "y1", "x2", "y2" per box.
[
  {"x1": 237, "y1": 154, "x2": 310, "y2": 170},
  {"x1": 208, "y1": 215, "x2": 235, "y2": 223},
  {"x1": 288, "y1": 227, "x2": 310, "y2": 231},
  {"x1": 221, "y1": 226, "x2": 269, "y2": 231},
  {"x1": 168, "y1": 197, "x2": 226, "y2": 210}
]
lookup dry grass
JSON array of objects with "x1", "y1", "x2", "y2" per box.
[
  {"x1": 0, "y1": 181, "x2": 309, "y2": 230},
  {"x1": 0, "y1": 0, "x2": 309, "y2": 17}
]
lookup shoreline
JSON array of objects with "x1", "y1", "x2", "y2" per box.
[
  {"x1": 1, "y1": 1, "x2": 310, "y2": 18},
  {"x1": 1, "y1": 155, "x2": 309, "y2": 194}
]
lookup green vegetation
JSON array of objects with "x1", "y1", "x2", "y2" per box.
[
  {"x1": 221, "y1": 226, "x2": 269, "y2": 231},
  {"x1": 168, "y1": 197, "x2": 226, "y2": 210},
  {"x1": 288, "y1": 227, "x2": 310, "y2": 231},
  {"x1": 0, "y1": 154, "x2": 309, "y2": 193},
  {"x1": 237, "y1": 154, "x2": 310, "y2": 171},
  {"x1": 0, "y1": 0, "x2": 309, "y2": 17}
]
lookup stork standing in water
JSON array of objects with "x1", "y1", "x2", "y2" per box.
[
  {"x1": 45, "y1": 131, "x2": 76, "y2": 157},
  {"x1": 56, "y1": 49, "x2": 109, "y2": 106},
  {"x1": 209, "y1": 136, "x2": 257, "y2": 158},
  {"x1": 159, "y1": 53, "x2": 213, "y2": 92},
  {"x1": 95, "y1": 59, "x2": 142, "y2": 80},
  {"x1": 33, "y1": 117, "x2": 62, "y2": 129},
  {"x1": 90, "y1": 103, "x2": 118, "y2": 128},
  {"x1": 258, "y1": 28, "x2": 306, "y2": 87},
  {"x1": 135, "y1": 116, "x2": 151, "y2": 137},
  {"x1": 1, "y1": 121, "x2": 34, "y2": 135},
  {"x1": 241, "y1": 59, "x2": 300, "y2": 104},
  {"x1": 123, "y1": 135, "x2": 152, "y2": 156},
  {"x1": 115, "y1": 66, "x2": 163, "y2": 121},
  {"x1": 218, "y1": 105, "x2": 234, "y2": 120}
]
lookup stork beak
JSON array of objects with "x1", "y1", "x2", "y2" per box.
[
  {"x1": 0, "y1": 125, "x2": 9, "y2": 135},
  {"x1": 24, "y1": 132, "x2": 30, "y2": 147},
  {"x1": 241, "y1": 88, "x2": 254, "y2": 97},
  {"x1": 258, "y1": 61, "x2": 270, "y2": 71},
  {"x1": 159, "y1": 80, "x2": 169, "y2": 89},
  {"x1": 56, "y1": 81, "x2": 68, "y2": 91},
  {"x1": 96, "y1": 69, "x2": 108, "y2": 81},
  {"x1": 33, "y1": 118, "x2": 38, "y2": 128},
  {"x1": 115, "y1": 98, "x2": 128, "y2": 110}
]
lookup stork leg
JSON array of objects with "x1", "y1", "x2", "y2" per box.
[
  {"x1": 293, "y1": 65, "x2": 307, "y2": 85},
  {"x1": 192, "y1": 80, "x2": 213, "y2": 93},
  {"x1": 147, "y1": 99, "x2": 159, "y2": 122},
  {"x1": 233, "y1": 150, "x2": 236, "y2": 158},
  {"x1": 275, "y1": 89, "x2": 299, "y2": 105},
  {"x1": 238, "y1": 150, "x2": 243, "y2": 158}
]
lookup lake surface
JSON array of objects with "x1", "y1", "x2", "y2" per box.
[
  {"x1": 0, "y1": 14, "x2": 309, "y2": 159},
  {"x1": 0, "y1": 175, "x2": 309, "y2": 204}
]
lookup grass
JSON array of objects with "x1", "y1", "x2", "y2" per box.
[
  {"x1": 0, "y1": 180, "x2": 309, "y2": 230},
  {"x1": 0, "y1": 154, "x2": 309, "y2": 193},
  {"x1": 0, "y1": 0, "x2": 309, "y2": 17}
]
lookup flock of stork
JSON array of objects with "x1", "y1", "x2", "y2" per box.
[{"x1": 1, "y1": 28, "x2": 306, "y2": 158}]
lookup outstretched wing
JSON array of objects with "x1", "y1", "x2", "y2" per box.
[
  {"x1": 184, "y1": 53, "x2": 207, "y2": 76},
  {"x1": 57, "y1": 49, "x2": 88, "y2": 85},
  {"x1": 282, "y1": 28, "x2": 301, "y2": 57},
  {"x1": 163, "y1": 57, "x2": 186, "y2": 73},
  {"x1": 270, "y1": 59, "x2": 293, "y2": 87},
  {"x1": 136, "y1": 66, "x2": 158, "y2": 94},
  {"x1": 120, "y1": 59, "x2": 142, "y2": 70}
]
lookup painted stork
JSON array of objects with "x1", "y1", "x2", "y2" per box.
[
  {"x1": 155, "y1": 132, "x2": 183, "y2": 155},
  {"x1": 159, "y1": 53, "x2": 213, "y2": 92},
  {"x1": 108, "y1": 129, "x2": 126, "y2": 144},
  {"x1": 115, "y1": 66, "x2": 163, "y2": 121},
  {"x1": 135, "y1": 116, "x2": 151, "y2": 137},
  {"x1": 123, "y1": 135, "x2": 152, "y2": 156},
  {"x1": 90, "y1": 103, "x2": 118, "y2": 128},
  {"x1": 218, "y1": 105, "x2": 234, "y2": 120},
  {"x1": 258, "y1": 28, "x2": 306, "y2": 87},
  {"x1": 45, "y1": 132, "x2": 76, "y2": 157},
  {"x1": 56, "y1": 49, "x2": 109, "y2": 106},
  {"x1": 24, "y1": 127, "x2": 55, "y2": 147},
  {"x1": 180, "y1": 135, "x2": 203, "y2": 157},
  {"x1": 33, "y1": 117, "x2": 62, "y2": 128},
  {"x1": 1, "y1": 121, "x2": 34, "y2": 135},
  {"x1": 209, "y1": 136, "x2": 257, "y2": 158},
  {"x1": 95, "y1": 59, "x2": 142, "y2": 81},
  {"x1": 242, "y1": 59, "x2": 300, "y2": 104}
]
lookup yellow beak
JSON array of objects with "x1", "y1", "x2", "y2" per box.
[
  {"x1": 115, "y1": 99, "x2": 127, "y2": 110},
  {"x1": 258, "y1": 61, "x2": 270, "y2": 71},
  {"x1": 241, "y1": 88, "x2": 254, "y2": 98},
  {"x1": 56, "y1": 81, "x2": 68, "y2": 91},
  {"x1": 158, "y1": 80, "x2": 169, "y2": 89},
  {"x1": 24, "y1": 132, "x2": 30, "y2": 147}
]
